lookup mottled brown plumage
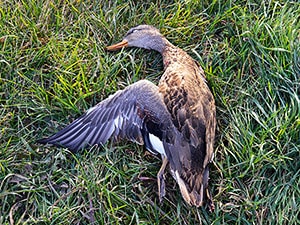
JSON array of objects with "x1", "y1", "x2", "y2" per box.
[
  {"x1": 157, "y1": 38, "x2": 216, "y2": 209},
  {"x1": 38, "y1": 25, "x2": 216, "y2": 209}
]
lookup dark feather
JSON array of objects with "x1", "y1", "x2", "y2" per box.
[{"x1": 38, "y1": 80, "x2": 174, "y2": 153}]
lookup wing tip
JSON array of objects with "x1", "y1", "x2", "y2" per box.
[
  {"x1": 37, "y1": 137, "x2": 49, "y2": 145},
  {"x1": 37, "y1": 137, "x2": 80, "y2": 153}
]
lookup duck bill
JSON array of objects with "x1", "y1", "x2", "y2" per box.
[{"x1": 106, "y1": 40, "x2": 128, "y2": 51}]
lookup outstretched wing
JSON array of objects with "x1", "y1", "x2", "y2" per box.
[{"x1": 38, "y1": 80, "x2": 174, "y2": 153}]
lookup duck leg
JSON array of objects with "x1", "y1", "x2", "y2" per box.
[{"x1": 157, "y1": 156, "x2": 169, "y2": 203}]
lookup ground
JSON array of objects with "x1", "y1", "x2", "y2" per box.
[{"x1": 0, "y1": 0, "x2": 299, "y2": 224}]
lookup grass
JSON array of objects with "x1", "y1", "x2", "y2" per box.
[{"x1": 0, "y1": 0, "x2": 299, "y2": 224}]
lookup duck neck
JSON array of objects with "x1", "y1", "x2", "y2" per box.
[
  {"x1": 146, "y1": 36, "x2": 169, "y2": 53},
  {"x1": 161, "y1": 42, "x2": 182, "y2": 69}
]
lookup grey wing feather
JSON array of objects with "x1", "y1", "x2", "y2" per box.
[{"x1": 38, "y1": 80, "x2": 172, "y2": 153}]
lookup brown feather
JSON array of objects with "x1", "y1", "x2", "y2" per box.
[{"x1": 158, "y1": 43, "x2": 216, "y2": 207}]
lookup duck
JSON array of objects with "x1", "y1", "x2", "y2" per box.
[{"x1": 38, "y1": 25, "x2": 216, "y2": 209}]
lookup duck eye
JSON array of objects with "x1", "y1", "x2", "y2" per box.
[{"x1": 126, "y1": 28, "x2": 141, "y2": 36}]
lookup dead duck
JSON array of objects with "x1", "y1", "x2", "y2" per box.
[{"x1": 38, "y1": 25, "x2": 216, "y2": 209}]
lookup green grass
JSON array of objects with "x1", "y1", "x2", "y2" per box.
[{"x1": 1, "y1": 0, "x2": 299, "y2": 224}]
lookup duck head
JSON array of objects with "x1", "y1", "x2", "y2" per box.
[{"x1": 106, "y1": 25, "x2": 168, "y2": 53}]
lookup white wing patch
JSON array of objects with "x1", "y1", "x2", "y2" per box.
[
  {"x1": 149, "y1": 133, "x2": 165, "y2": 155},
  {"x1": 113, "y1": 115, "x2": 123, "y2": 129}
]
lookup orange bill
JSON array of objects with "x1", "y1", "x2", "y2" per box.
[{"x1": 106, "y1": 40, "x2": 128, "y2": 51}]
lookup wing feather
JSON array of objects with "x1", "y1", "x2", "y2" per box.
[{"x1": 38, "y1": 80, "x2": 174, "y2": 153}]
